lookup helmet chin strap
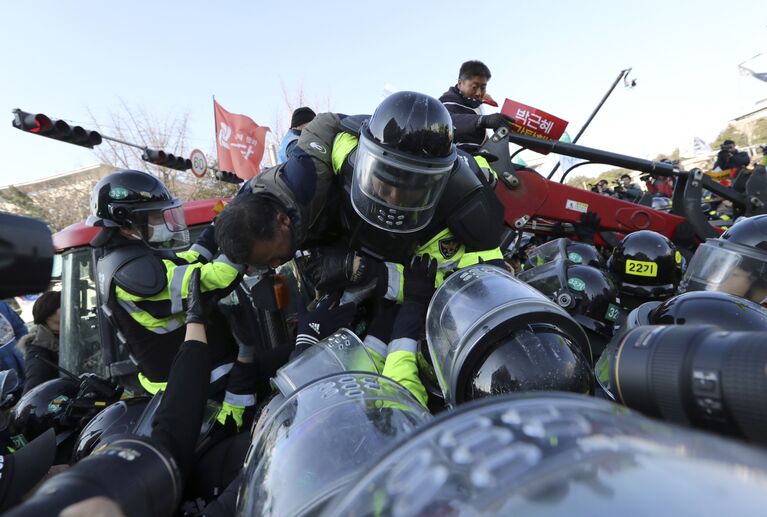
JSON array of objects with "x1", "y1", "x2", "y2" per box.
[{"x1": 118, "y1": 227, "x2": 141, "y2": 240}]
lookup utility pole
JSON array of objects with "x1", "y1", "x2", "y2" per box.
[{"x1": 547, "y1": 68, "x2": 637, "y2": 180}]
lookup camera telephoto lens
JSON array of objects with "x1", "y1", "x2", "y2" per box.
[{"x1": 606, "y1": 324, "x2": 767, "y2": 444}]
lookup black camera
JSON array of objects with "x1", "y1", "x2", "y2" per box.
[{"x1": 599, "y1": 324, "x2": 767, "y2": 444}]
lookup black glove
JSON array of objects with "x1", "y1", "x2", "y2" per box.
[
  {"x1": 391, "y1": 301, "x2": 427, "y2": 341},
  {"x1": 575, "y1": 212, "x2": 601, "y2": 245},
  {"x1": 478, "y1": 113, "x2": 515, "y2": 130},
  {"x1": 301, "y1": 248, "x2": 355, "y2": 292},
  {"x1": 185, "y1": 269, "x2": 210, "y2": 325},
  {"x1": 366, "y1": 303, "x2": 400, "y2": 344},
  {"x1": 302, "y1": 248, "x2": 385, "y2": 293},
  {"x1": 296, "y1": 291, "x2": 357, "y2": 348},
  {"x1": 403, "y1": 254, "x2": 438, "y2": 306}
]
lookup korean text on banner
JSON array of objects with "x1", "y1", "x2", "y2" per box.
[
  {"x1": 501, "y1": 99, "x2": 568, "y2": 155},
  {"x1": 214, "y1": 100, "x2": 270, "y2": 180}
]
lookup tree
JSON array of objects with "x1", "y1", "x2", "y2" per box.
[
  {"x1": 752, "y1": 118, "x2": 767, "y2": 144},
  {"x1": 0, "y1": 166, "x2": 115, "y2": 232},
  {"x1": 0, "y1": 186, "x2": 47, "y2": 222},
  {"x1": 565, "y1": 174, "x2": 596, "y2": 189},
  {"x1": 269, "y1": 81, "x2": 332, "y2": 160},
  {"x1": 712, "y1": 124, "x2": 748, "y2": 149},
  {"x1": 89, "y1": 100, "x2": 238, "y2": 201},
  {"x1": 565, "y1": 167, "x2": 630, "y2": 189}
]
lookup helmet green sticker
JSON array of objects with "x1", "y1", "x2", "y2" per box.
[
  {"x1": 109, "y1": 187, "x2": 129, "y2": 200},
  {"x1": 568, "y1": 277, "x2": 586, "y2": 291},
  {"x1": 604, "y1": 303, "x2": 621, "y2": 322},
  {"x1": 568, "y1": 252, "x2": 583, "y2": 264}
]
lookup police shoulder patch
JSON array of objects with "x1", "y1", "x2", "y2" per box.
[{"x1": 438, "y1": 238, "x2": 460, "y2": 259}]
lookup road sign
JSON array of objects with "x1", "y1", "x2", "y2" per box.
[{"x1": 190, "y1": 149, "x2": 207, "y2": 178}]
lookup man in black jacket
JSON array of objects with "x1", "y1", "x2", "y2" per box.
[
  {"x1": 439, "y1": 60, "x2": 513, "y2": 146},
  {"x1": 713, "y1": 140, "x2": 751, "y2": 171}
]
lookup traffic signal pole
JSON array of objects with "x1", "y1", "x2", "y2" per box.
[{"x1": 13, "y1": 108, "x2": 194, "y2": 172}]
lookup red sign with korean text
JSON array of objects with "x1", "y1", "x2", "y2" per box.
[
  {"x1": 501, "y1": 99, "x2": 568, "y2": 155},
  {"x1": 214, "y1": 100, "x2": 270, "y2": 180}
]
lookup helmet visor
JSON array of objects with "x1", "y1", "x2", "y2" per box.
[
  {"x1": 681, "y1": 241, "x2": 767, "y2": 304},
  {"x1": 466, "y1": 325, "x2": 592, "y2": 400},
  {"x1": 128, "y1": 203, "x2": 190, "y2": 250},
  {"x1": 238, "y1": 373, "x2": 430, "y2": 516},
  {"x1": 518, "y1": 260, "x2": 567, "y2": 298},
  {"x1": 523, "y1": 238, "x2": 568, "y2": 270},
  {"x1": 351, "y1": 134, "x2": 453, "y2": 233},
  {"x1": 271, "y1": 329, "x2": 378, "y2": 397}
]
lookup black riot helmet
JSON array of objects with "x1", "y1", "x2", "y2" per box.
[
  {"x1": 351, "y1": 91, "x2": 458, "y2": 233},
  {"x1": 71, "y1": 397, "x2": 151, "y2": 463},
  {"x1": 86, "y1": 169, "x2": 189, "y2": 250},
  {"x1": 10, "y1": 377, "x2": 79, "y2": 442},
  {"x1": 649, "y1": 291, "x2": 767, "y2": 330},
  {"x1": 520, "y1": 261, "x2": 622, "y2": 357},
  {"x1": 681, "y1": 216, "x2": 767, "y2": 304},
  {"x1": 426, "y1": 265, "x2": 593, "y2": 406},
  {"x1": 523, "y1": 238, "x2": 605, "y2": 271},
  {"x1": 721, "y1": 214, "x2": 767, "y2": 249},
  {"x1": 463, "y1": 325, "x2": 593, "y2": 401},
  {"x1": 608, "y1": 230, "x2": 682, "y2": 309}
]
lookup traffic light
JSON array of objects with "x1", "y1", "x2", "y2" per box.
[
  {"x1": 141, "y1": 148, "x2": 192, "y2": 171},
  {"x1": 215, "y1": 170, "x2": 243, "y2": 184},
  {"x1": 12, "y1": 109, "x2": 102, "y2": 148}
]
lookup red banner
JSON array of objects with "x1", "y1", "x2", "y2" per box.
[
  {"x1": 214, "y1": 100, "x2": 270, "y2": 180},
  {"x1": 501, "y1": 99, "x2": 568, "y2": 155}
]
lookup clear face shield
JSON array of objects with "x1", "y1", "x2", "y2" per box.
[
  {"x1": 426, "y1": 265, "x2": 591, "y2": 405},
  {"x1": 323, "y1": 394, "x2": 767, "y2": 517},
  {"x1": 238, "y1": 373, "x2": 431, "y2": 516},
  {"x1": 351, "y1": 134, "x2": 454, "y2": 233},
  {"x1": 518, "y1": 261, "x2": 570, "y2": 303},
  {"x1": 523, "y1": 238, "x2": 569, "y2": 270},
  {"x1": 681, "y1": 240, "x2": 767, "y2": 305},
  {"x1": 123, "y1": 202, "x2": 190, "y2": 250},
  {"x1": 271, "y1": 329, "x2": 379, "y2": 397}
]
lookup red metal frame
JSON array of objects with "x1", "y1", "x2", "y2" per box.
[{"x1": 495, "y1": 171, "x2": 698, "y2": 240}]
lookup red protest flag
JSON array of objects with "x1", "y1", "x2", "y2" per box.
[{"x1": 214, "y1": 100, "x2": 270, "y2": 180}]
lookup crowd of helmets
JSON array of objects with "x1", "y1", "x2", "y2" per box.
[
  {"x1": 4, "y1": 223, "x2": 767, "y2": 515},
  {"x1": 241, "y1": 218, "x2": 767, "y2": 515}
]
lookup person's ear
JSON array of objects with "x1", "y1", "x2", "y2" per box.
[{"x1": 276, "y1": 212, "x2": 291, "y2": 229}]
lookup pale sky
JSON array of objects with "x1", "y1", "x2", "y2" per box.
[{"x1": 1, "y1": 0, "x2": 766, "y2": 187}]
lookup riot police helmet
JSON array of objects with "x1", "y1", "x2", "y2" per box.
[
  {"x1": 351, "y1": 91, "x2": 457, "y2": 233},
  {"x1": 607, "y1": 230, "x2": 682, "y2": 309},
  {"x1": 426, "y1": 265, "x2": 593, "y2": 406},
  {"x1": 520, "y1": 261, "x2": 622, "y2": 357},
  {"x1": 86, "y1": 169, "x2": 189, "y2": 250},
  {"x1": 10, "y1": 377, "x2": 79, "y2": 441},
  {"x1": 71, "y1": 397, "x2": 151, "y2": 463},
  {"x1": 681, "y1": 215, "x2": 767, "y2": 304}
]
